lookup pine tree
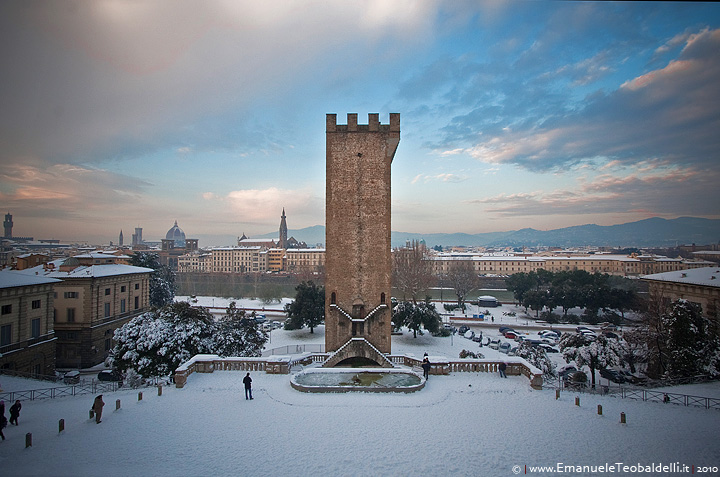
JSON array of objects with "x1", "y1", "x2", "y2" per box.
[{"x1": 284, "y1": 281, "x2": 325, "y2": 333}]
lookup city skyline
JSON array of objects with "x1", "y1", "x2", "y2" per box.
[{"x1": 2, "y1": 1, "x2": 719, "y2": 244}]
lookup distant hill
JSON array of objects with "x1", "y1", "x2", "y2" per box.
[{"x1": 254, "y1": 217, "x2": 720, "y2": 248}]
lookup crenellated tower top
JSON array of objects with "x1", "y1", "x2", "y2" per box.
[{"x1": 326, "y1": 113, "x2": 400, "y2": 133}]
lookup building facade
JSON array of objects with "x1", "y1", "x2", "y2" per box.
[
  {"x1": 324, "y1": 113, "x2": 399, "y2": 362},
  {"x1": 46, "y1": 262, "x2": 153, "y2": 369},
  {"x1": 0, "y1": 272, "x2": 60, "y2": 376},
  {"x1": 641, "y1": 267, "x2": 720, "y2": 318}
]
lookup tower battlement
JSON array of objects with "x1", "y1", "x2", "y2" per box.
[{"x1": 326, "y1": 113, "x2": 400, "y2": 133}]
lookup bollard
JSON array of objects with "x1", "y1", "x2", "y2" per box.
[
  {"x1": 575, "y1": 396, "x2": 580, "y2": 406},
  {"x1": 25, "y1": 433, "x2": 32, "y2": 448},
  {"x1": 116, "y1": 399, "x2": 121, "y2": 410},
  {"x1": 598, "y1": 404, "x2": 602, "y2": 415},
  {"x1": 158, "y1": 384, "x2": 163, "y2": 397},
  {"x1": 620, "y1": 412, "x2": 626, "y2": 424},
  {"x1": 59, "y1": 419, "x2": 65, "y2": 433},
  {"x1": 555, "y1": 389, "x2": 560, "y2": 400},
  {"x1": 138, "y1": 391, "x2": 143, "y2": 401}
]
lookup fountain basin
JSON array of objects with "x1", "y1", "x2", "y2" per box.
[{"x1": 291, "y1": 368, "x2": 425, "y2": 393}]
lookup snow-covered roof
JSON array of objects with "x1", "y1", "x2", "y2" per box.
[
  {"x1": 0, "y1": 270, "x2": 62, "y2": 289},
  {"x1": 74, "y1": 252, "x2": 131, "y2": 259},
  {"x1": 642, "y1": 267, "x2": 720, "y2": 288},
  {"x1": 14, "y1": 263, "x2": 154, "y2": 279}
]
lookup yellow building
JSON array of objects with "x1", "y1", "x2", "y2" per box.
[
  {"x1": 44, "y1": 260, "x2": 153, "y2": 368},
  {"x1": 0, "y1": 272, "x2": 60, "y2": 376},
  {"x1": 642, "y1": 266, "x2": 720, "y2": 317}
]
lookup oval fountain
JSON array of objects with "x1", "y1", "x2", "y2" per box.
[{"x1": 291, "y1": 368, "x2": 425, "y2": 393}]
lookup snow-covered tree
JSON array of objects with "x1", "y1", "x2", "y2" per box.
[
  {"x1": 392, "y1": 299, "x2": 441, "y2": 338},
  {"x1": 129, "y1": 252, "x2": 176, "y2": 307},
  {"x1": 284, "y1": 281, "x2": 325, "y2": 333},
  {"x1": 113, "y1": 301, "x2": 268, "y2": 378},
  {"x1": 663, "y1": 300, "x2": 719, "y2": 378},
  {"x1": 515, "y1": 342, "x2": 556, "y2": 378},
  {"x1": 560, "y1": 333, "x2": 623, "y2": 388},
  {"x1": 212, "y1": 302, "x2": 267, "y2": 357}
]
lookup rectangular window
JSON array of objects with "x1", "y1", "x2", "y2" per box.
[
  {"x1": 120, "y1": 299, "x2": 126, "y2": 313},
  {"x1": 64, "y1": 291, "x2": 78, "y2": 299},
  {"x1": 1, "y1": 304, "x2": 11, "y2": 315},
  {"x1": 105, "y1": 337, "x2": 112, "y2": 351},
  {"x1": 67, "y1": 308, "x2": 76, "y2": 322},
  {"x1": 0, "y1": 324, "x2": 11, "y2": 346},
  {"x1": 32, "y1": 318, "x2": 41, "y2": 338},
  {"x1": 105, "y1": 288, "x2": 111, "y2": 296},
  {"x1": 134, "y1": 283, "x2": 139, "y2": 290},
  {"x1": 104, "y1": 302, "x2": 111, "y2": 317},
  {"x1": 32, "y1": 299, "x2": 42, "y2": 309},
  {"x1": 121, "y1": 285, "x2": 126, "y2": 292},
  {"x1": 134, "y1": 296, "x2": 139, "y2": 309}
]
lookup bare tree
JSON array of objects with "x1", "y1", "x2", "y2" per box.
[
  {"x1": 392, "y1": 240, "x2": 434, "y2": 304},
  {"x1": 446, "y1": 260, "x2": 477, "y2": 309}
]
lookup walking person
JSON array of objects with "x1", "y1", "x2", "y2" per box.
[
  {"x1": 0, "y1": 401, "x2": 7, "y2": 440},
  {"x1": 9, "y1": 400, "x2": 21, "y2": 426},
  {"x1": 92, "y1": 395, "x2": 105, "y2": 424},
  {"x1": 499, "y1": 362, "x2": 507, "y2": 378},
  {"x1": 243, "y1": 372, "x2": 253, "y2": 400}
]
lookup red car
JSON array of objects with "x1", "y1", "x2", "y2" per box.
[{"x1": 504, "y1": 331, "x2": 520, "y2": 339}]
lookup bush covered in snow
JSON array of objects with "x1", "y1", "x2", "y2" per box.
[
  {"x1": 515, "y1": 341, "x2": 557, "y2": 378},
  {"x1": 113, "y1": 301, "x2": 268, "y2": 377}
]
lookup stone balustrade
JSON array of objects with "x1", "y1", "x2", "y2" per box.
[{"x1": 174, "y1": 353, "x2": 543, "y2": 389}]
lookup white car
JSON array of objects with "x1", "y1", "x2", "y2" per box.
[
  {"x1": 499, "y1": 342, "x2": 512, "y2": 354},
  {"x1": 489, "y1": 339, "x2": 501, "y2": 350}
]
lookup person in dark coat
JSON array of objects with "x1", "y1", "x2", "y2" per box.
[
  {"x1": 0, "y1": 401, "x2": 7, "y2": 440},
  {"x1": 92, "y1": 395, "x2": 105, "y2": 424},
  {"x1": 9, "y1": 400, "x2": 21, "y2": 426},
  {"x1": 499, "y1": 362, "x2": 507, "y2": 378},
  {"x1": 243, "y1": 373, "x2": 253, "y2": 400},
  {"x1": 421, "y1": 357, "x2": 431, "y2": 379}
]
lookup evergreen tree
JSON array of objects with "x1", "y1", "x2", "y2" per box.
[
  {"x1": 112, "y1": 301, "x2": 268, "y2": 378},
  {"x1": 560, "y1": 333, "x2": 623, "y2": 388},
  {"x1": 129, "y1": 252, "x2": 176, "y2": 307},
  {"x1": 284, "y1": 281, "x2": 325, "y2": 333},
  {"x1": 392, "y1": 299, "x2": 441, "y2": 338},
  {"x1": 515, "y1": 341, "x2": 556, "y2": 378}
]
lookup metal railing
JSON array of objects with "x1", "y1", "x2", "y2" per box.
[{"x1": 0, "y1": 381, "x2": 121, "y2": 403}]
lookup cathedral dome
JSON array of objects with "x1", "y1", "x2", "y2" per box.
[{"x1": 166, "y1": 220, "x2": 186, "y2": 247}]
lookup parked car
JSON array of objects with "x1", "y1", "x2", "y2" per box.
[
  {"x1": 539, "y1": 343, "x2": 559, "y2": 353},
  {"x1": 564, "y1": 371, "x2": 588, "y2": 388},
  {"x1": 603, "y1": 331, "x2": 619, "y2": 339},
  {"x1": 508, "y1": 346, "x2": 518, "y2": 356},
  {"x1": 98, "y1": 369, "x2": 123, "y2": 382},
  {"x1": 464, "y1": 330, "x2": 475, "y2": 340},
  {"x1": 499, "y1": 342, "x2": 512, "y2": 354},
  {"x1": 576, "y1": 326, "x2": 593, "y2": 333},
  {"x1": 601, "y1": 323, "x2": 618, "y2": 331},
  {"x1": 458, "y1": 325, "x2": 470, "y2": 335},
  {"x1": 471, "y1": 333, "x2": 483, "y2": 342},
  {"x1": 499, "y1": 326, "x2": 515, "y2": 334},
  {"x1": 558, "y1": 366, "x2": 578, "y2": 380},
  {"x1": 600, "y1": 368, "x2": 626, "y2": 384},
  {"x1": 489, "y1": 339, "x2": 501, "y2": 350},
  {"x1": 504, "y1": 331, "x2": 520, "y2": 339},
  {"x1": 63, "y1": 370, "x2": 80, "y2": 385}
]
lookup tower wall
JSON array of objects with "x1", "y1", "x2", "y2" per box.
[{"x1": 325, "y1": 113, "x2": 399, "y2": 354}]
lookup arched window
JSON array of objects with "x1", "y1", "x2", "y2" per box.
[
  {"x1": 331, "y1": 292, "x2": 336, "y2": 305},
  {"x1": 380, "y1": 293, "x2": 386, "y2": 304}
]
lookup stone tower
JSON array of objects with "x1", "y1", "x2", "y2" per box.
[
  {"x1": 324, "y1": 113, "x2": 400, "y2": 367},
  {"x1": 279, "y1": 208, "x2": 288, "y2": 249},
  {"x1": 4, "y1": 213, "x2": 12, "y2": 238}
]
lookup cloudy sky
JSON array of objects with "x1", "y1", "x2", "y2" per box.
[{"x1": 1, "y1": 1, "x2": 719, "y2": 246}]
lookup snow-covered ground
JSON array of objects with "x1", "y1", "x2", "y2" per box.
[{"x1": 2, "y1": 322, "x2": 720, "y2": 476}]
